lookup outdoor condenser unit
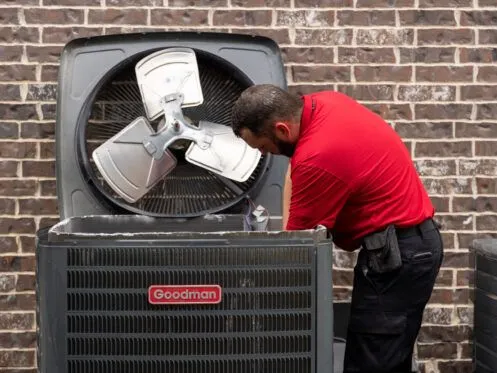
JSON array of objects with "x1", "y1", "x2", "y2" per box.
[
  {"x1": 36, "y1": 214, "x2": 335, "y2": 373},
  {"x1": 41, "y1": 31, "x2": 343, "y2": 373}
]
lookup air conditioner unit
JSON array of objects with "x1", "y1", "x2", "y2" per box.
[
  {"x1": 55, "y1": 32, "x2": 289, "y2": 219},
  {"x1": 40, "y1": 32, "x2": 345, "y2": 373},
  {"x1": 36, "y1": 214, "x2": 335, "y2": 373}
]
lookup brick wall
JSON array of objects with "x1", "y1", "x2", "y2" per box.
[{"x1": 1, "y1": 1, "x2": 496, "y2": 372}]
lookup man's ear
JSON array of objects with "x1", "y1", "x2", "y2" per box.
[{"x1": 274, "y1": 121, "x2": 291, "y2": 139}]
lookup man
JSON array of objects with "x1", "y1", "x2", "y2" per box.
[{"x1": 231, "y1": 84, "x2": 444, "y2": 373}]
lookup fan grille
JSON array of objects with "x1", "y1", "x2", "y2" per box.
[{"x1": 83, "y1": 51, "x2": 266, "y2": 217}]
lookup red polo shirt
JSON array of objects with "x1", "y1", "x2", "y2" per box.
[{"x1": 286, "y1": 91, "x2": 434, "y2": 251}]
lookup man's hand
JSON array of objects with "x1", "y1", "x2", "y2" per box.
[{"x1": 282, "y1": 164, "x2": 291, "y2": 230}]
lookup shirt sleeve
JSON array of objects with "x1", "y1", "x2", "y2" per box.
[{"x1": 286, "y1": 163, "x2": 350, "y2": 232}]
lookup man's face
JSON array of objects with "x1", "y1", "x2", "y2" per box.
[{"x1": 239, "y1": 127, "x2": 296, "y2": 158}]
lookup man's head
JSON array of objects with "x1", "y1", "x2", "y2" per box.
[{"x1": 231, "y1": 84, "x2": 303, "y2": 158}]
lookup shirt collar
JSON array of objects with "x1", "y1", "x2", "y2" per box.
[{"x1": 299, "y1": 94, "x2": 314, "y2": 136}]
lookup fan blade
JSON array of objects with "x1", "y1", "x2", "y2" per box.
[
  {"x1": 135, "y1": 47, "x2": 204, "y2": 121},
  {"x1": 185, "y1": 121, "x2": 261, "y2": 183},
  {"x1": 92, "y1": 117, "x2": 177, "y2": 203}
]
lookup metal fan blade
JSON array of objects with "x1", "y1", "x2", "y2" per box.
[
  {"x1": 135, "y1": 47, "x2": 204, "y2": 121},
  {"x1": 92, "y1": 117, "x2": 177, "y2": 203},
  {"x1": 185, "y1": 121, "x2": 261, "y2": 183}
]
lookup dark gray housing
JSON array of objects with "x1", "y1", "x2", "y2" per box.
[
  {"x1": 55, "y1": 32, "x2": 288, "y2": 219},
  {"x1": 36, "y1": 215, "x2": 335, "y2": 373}
]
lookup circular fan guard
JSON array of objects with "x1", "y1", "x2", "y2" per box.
[{"x1": 79, "y1": 51, "x2": 269, "y2": 217}]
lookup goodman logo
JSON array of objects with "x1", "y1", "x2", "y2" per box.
[{"x1": 148, "y1": 285, "x2": 222, "y2": 305}]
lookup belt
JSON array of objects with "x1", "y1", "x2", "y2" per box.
[{"x1": 395, "y1": 218, "x2": 439, "y2": 239}]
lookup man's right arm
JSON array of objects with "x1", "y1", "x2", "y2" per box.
[{"x1": 282, "y1": 164, "x2": 291, "y2": 230}]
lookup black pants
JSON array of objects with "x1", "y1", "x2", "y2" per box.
[{"x1": 343, "y1": 219, "x2": 444, "y2": 373}]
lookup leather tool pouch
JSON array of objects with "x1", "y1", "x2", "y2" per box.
[{"x1": 362, "y1": 225, "x2": 402, "y2": 273}]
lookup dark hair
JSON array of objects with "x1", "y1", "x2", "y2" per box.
[{"x1": 231, "y1": 84, "x2": 303, "y2": 137}]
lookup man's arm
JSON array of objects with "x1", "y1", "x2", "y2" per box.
[
  {"x1": 286, "y1": 163, "x2": 350, "y2": 232},
  {"x1": 282, "y1": 164, "x2": 291, "y2": 230}
]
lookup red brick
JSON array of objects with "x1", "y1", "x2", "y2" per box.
[
  {"x1": 0, "y1": 256, "x2": 36, "y2": 272},
  {"x1": 337, "y1": 10, "x2": 394, "y2": 26},
  {"x1": 399, "y1": 10, "x2": 456, "y2": 25},
  {"x1": 0, "y1": 313, "x2": 34, "y2": 330},
  {"x1": 437, "y1": 361, "x2": 473, "y2": 373},
  {"x1": 398, "y1": 85, "x2": 456, "y2": 102},
  {"x1": 169, "y1": 0, "x2": 227, "y2": 5},
  {"x1": 453, "y1": 197, "x2": 497, "y2": 213},
  {"x1": 400, "y1": 47, "x2": 456, "y2": 63},
  {"x1": 18, "y1": 198, "x2": 58, "y2": 215},
  {"x1": 456, "y1": 121, "x2": 497, "y2": 138},
  {"x1": 461, "y1": 10, "x2": 497, "y2": 26},
  {"x1": 0, "y1": 85, "x2": 21, "y2": 101},
  {"x1": 419, "y1": 0, "x2": 471, "y2": 5},
  {"x1": 40, "y1": 180, "x2": 57, "y2": 196},
  {"x1": 456, "y1": 270, "x2": 474, "y2": 286},
  {"x1": 277, "y1": 10, "x2": 334, "y2": 27},
  {"x1": 17, "y1": 274, "x2": 36, "y2": 292},
  {"x1": 0, "y1": 350, "x2": 35, "y2": 368},
  {"x1": 0, "y1": 219, "x2": 36, "y2": 234},
  {"x1": 26, "y1": 46, "x2": 61, "y2": 63},
  {"x1": 0, "y1": 45, "x2": 23, "y2": 62},
  {"x1": 0, "y1": 105, "x2": 37, "y2": 121},
  {"x1": 0, "y1": 199, "x2": 16, "y2": 214},
  {"x1": 281, "y1": 47, "x2": 334, "y2": 64},
  {"x1": 476, "y1": 177, "x2": 497, "y2": 194},
  {"x1": 363, "y1": 103, "x2": 412, "y2": 120},
  {"x1": 333, "y1": 269, "x2": 354, "y2": 287},
  {"x1": 231, "y1": 28, "x2": 290, "y2": 45},
  {"x1": 25, "y1": 8, "x2": 84, "y2": 24},
  {"x1": 416, "y1": 160, "x2": 456, "y2": 176},
  {"x1": 0, "y1": 65, "x2": 36, "y2": 82},
  {"x1": 288, "y1": 85, "x2": 334, "y2": 96},
  {"x1": 0, "y1": 179, "x2": 36, "y2": 196},
  {"x1": 355, "y1": 66, "x2": 412, "y2": 82},
  {"x1": 478, "y1": 66, "x2": 497, "y2": 82},
  {"x1": 476, "y1": 141, "x2": 497, "y2": 156},
  {"x1": 0, "y1": 274, "x2": 15, "y2": 292},
  {"x1": 337, "y1": 85, "x2": 394, "y2": 101},
  {"x1": 435, "y1": 269, "x2": 453, "y2": 286},
  {"x1": 356, "y1": 28, "x2": 413, "y2": 45},
  {"x1": 461, "y1": 85, "x2": 497, "y2": 100},
  {"x1": 442, "y1": 252, "x2": 471, "y2": 268},
  {"x1": 459, "y1": 159, "x2": 497, "y2": 176},
  {"x1": 21, "y1": 122, "x2": 55, "y2": 139},
  {"x1": 215, "y1": 10, "x2": 271, "y2": 27},
  {"x1": 416, "y1": 66, "x2": 473, "y2": 82},
  {"x1": 20, "y1": 236, "x2": 36, "y2": 253},
  {"x1": 431, "y1": 197, "x2": 450, "y2": 212},
  {"x1": 296, "y1": 0, "x2": 351, "y2": 5},
  {"x1": 152, "y1": 9, "x2": 209, "y2": 26},
  {"x1": 0, "y1": 332, "x2": 37, "y2": 349},
  {"x1": 0, "y1": 142, "x2": 37, "y2": 159},
  {"x1": 107, "y1": 0, "x2": 162, "y2": 4},
  {"x1": 39, "y1": 217, "x2": 60, "y2": 230},
  {"x1": 477, "y1": 104, "x2": 497, "y2": 120},
  {"x1": 42, "y1": 27, "x2": 104, "y2": 44},
  {"x1": 418, "y1": 29, "x2": 474, "y2": 45},
  {"x1": 293, "y1": 66, "x2": 351, "y2": 83},
  {"x1": 22, "y1": 161, "x2": 55, "y2": 178},
  {"x1": 418, "y1": 325, "x2": 472, "y2": 343},
  {"x1": 233, "y1": 0, "x2": 289, "y2": 5},
  {"x1": 0, "y1": 8, "x2": 19, "y2": 24},
  {"x1": 44, "y1": 0, "x2": 99, "y2": 4},
  {"x1": 418, "y1": 343, "x2": 458, "y2": 359},
  {"x1": 88, "y1": 9, "x2": 147, "y2": 25},
  {"x1": 415, "y1": 104, "x2": 472, "y2": 120},
  {"x1": 0, "y1": 161, "x2": 19, "y2": 178},
  {"x1": 476, "y1": 215, "x2": 497, "y2": 230},
  {"x1": 395, "y1": 122, "x2": 452, "y2": 139},
  {"x1": 356, "y1": 0, "x2": 412, "y2": 6},
  {"x1": 0, "y1": 237, "x2": 17, "y2": 254},
  {"x1": 458, "y1": 233, "x2": 497, "y2": 249},
  {"x1": 414, "y1": 141, "x2": 471, "y2": 158},
  {"x1": 338, "y1": 47, "x2": 395, "y2": 63},
  {"x1": 41, "y1": 65, "x2": 59, "y2": 82},
  {"x1": 0, "y1": 27, "x2": 39, "y2": 43},
  {"x1": 423, "y1": 178, "x2": 472, "y2": 195},
  {"x1": 296, "y1": 29, "x2": 353, "y2": 46},
  {"x1": 460, "y1": 47, "x2": 497, "y2": 63},
  {"x1": 41, "y1": 104, "x2": 57, "y2": 120},
  {"x1": 0, "y1": 122, "x2": 18, "y2": 138},
  {"x1": 479, "y1": 29, "x2": 497, "y2": 44},
  {"x1": 429, "y1": 288, "x2": 469, "y2": 304}
]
